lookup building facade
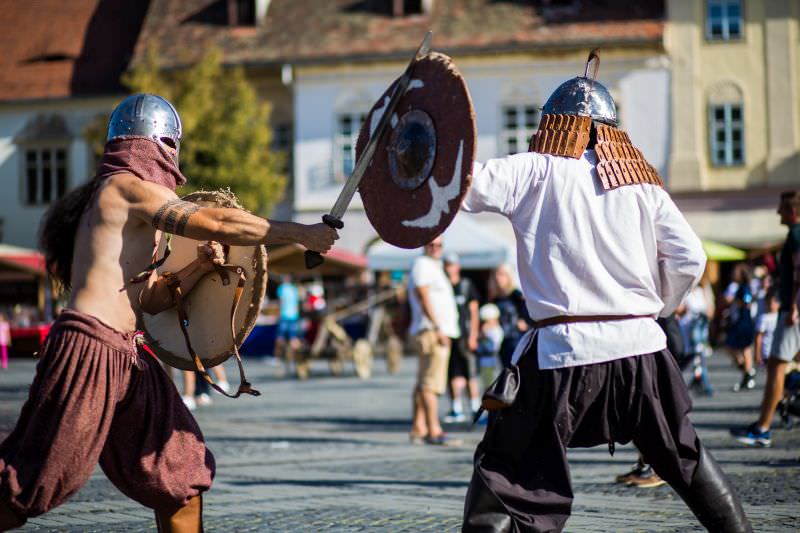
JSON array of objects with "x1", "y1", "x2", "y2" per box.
[
  {"x1": 667, "y1": 0, "x2": 800, "y2": 248},
  {"x1": 133, "y1": 0, "x2": 667, "y2": 255},
  {"x1": 0, "y1": 0, "x2": 149, "y2": 249}
]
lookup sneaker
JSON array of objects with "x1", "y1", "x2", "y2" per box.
[
  {"x1": 615, "y1": 463, "x2": 645, "y2": 484},
  {"x1": 217, "y1": 380, "x2": 232, "y2": 394},
  {"x1": 733, "y1": 370, "x2": 756, "y2": 392},
  {"x1": 627, "y1": 466, "x2": 666, "y2": 488},
  {"x1": 423, "y1": 433, "x2": 463, "y2": 446},
  {"x1": 181, "y1": 395, "x2": 197, "y2": 411},
  {"x1": 730, "y1": 422, "x2": 772, "y2": 447},
  {"x1": 443, "y1": 410, "x2": 466, "y2": 423},
  {"x1": 196, "y1": 393, "x2": 213, "y2": 406}
]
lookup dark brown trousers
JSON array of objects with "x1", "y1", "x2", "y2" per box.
[
  {"x1": 0, "y1": 310, "x2": 214, "y2": 525},
  {"x1": 464, "y1": 345, "x2": 701, "y2": 532}
]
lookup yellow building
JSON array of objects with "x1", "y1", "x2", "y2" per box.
[{"x1": 666, "y1": 0, "x2": 800, "y2": 248}]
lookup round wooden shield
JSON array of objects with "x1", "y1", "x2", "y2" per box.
[
  {"x1": 356, "y1": 52, "x2": 476, "y2": 249},
  {"x1": 137, "y1": 190, "x2": 268, "y2": 371}
]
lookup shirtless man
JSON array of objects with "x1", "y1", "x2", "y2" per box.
[{"x1": 0, "y1": 94, "x2": 337, "y2": 532}]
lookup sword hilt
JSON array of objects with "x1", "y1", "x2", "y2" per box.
[{"x1": 304, "y1": 214, "x2": 345, "y2": 269}]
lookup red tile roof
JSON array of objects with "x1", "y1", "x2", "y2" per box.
[
  {"x1": 0, "y1": 0, "x2": 150, "y2": 101},
  {"x1": 134, "y1": 0, "x2": 663, "y2": 69}
]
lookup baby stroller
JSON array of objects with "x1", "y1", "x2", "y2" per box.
[{"x1": 778, "y1": 370, "x2": 800, "y2": 429}]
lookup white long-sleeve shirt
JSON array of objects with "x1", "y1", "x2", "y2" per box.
[{"x1": 463, "y1": 150, "x2": 706, "y2": 369}]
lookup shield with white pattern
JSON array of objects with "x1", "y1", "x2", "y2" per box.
[{"x1": 356, "y1": 52, "x2": 476, "y2": 249}]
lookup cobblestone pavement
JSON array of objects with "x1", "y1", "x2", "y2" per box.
[{"x1": 1, "y1": 350, "x2": 798, "y2": 532}]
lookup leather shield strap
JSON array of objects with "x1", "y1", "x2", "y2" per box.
[
  {"x1": 165, "y1": 267, "x2": 261, "y2": 398},
  {"x1": 531, "y1": 314, "x2": 653, "y2": 329}
]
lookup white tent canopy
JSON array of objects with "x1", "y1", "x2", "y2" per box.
[{"x1": 366, "y1": 215, "x2": 511, "y2": 271}]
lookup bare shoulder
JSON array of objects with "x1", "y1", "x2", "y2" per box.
[{"x1": 107, "y1": 173, "x2": 175, "y2": 203}]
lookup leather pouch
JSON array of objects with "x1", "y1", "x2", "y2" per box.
[{"x1": 473, "y1": 364, "x2": 520, "y2": 424}]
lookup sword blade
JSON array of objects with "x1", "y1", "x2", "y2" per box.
[{"x1": 328, "y1": 31, "x2": 433, "y2": 220}]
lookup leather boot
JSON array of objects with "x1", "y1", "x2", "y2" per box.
[
  {"x1": 462, "y1": 469, "x2": 513, "y2": 533},
  {"x1": 673, "y1": 445, "x2": 752, "y2": 533},
  {"x1": 155, "y1": 494, "x2": 203, "y2": 533},
  {"x1": 0, "y1": 499, "x2": 25, "y2": 531}
]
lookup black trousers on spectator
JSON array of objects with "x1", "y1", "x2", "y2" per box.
[{"x1": 463, "y1": 340, "x2": 749, "y2": 532}]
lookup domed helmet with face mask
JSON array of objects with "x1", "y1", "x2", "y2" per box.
[
  {"x1": 529, "y1": 50, "x2": 663, "y2": 190},
  {"x1": 106, "y1": 94, "x2": 182, "y2": 164}
]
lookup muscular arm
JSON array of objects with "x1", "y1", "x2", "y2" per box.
[{"x1": 117, "y1": 175, "x2": 336, "y2": 251}]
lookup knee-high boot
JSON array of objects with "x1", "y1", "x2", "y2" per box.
[
  {"x1": 155, "y1": 494, "x2": 203, "y2": 533},
  {"x1": 0, "y1": 499, "x2": 25, "y2": 531},
  {"x1": 673, "y1": 445, "x2": 752, "y2": 533},
  {"x1": 462, "y1": 468, "x2": 513, "y2": 533}
]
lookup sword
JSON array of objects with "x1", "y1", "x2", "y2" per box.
[{"x1": 305, "y1": 31, "x2": 433, "y2": 269}]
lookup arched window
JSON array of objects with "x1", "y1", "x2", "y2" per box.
[{"x1": 707, "y1": 82, "x2": 744, "y2": 166}]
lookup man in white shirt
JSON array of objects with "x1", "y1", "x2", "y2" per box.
[
  {"x1": 461, "y1": 58, "x2": 750, "y2": 532},
  {"x1": 408, "y1": 237, "x2": 460, "y2": 445}
]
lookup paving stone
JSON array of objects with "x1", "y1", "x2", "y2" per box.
[{"x1": 0, "y1": 352, "x2": 794, "y2": 532}]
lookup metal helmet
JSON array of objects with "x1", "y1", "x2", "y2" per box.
[
  {"x1": 541, "y1": 50, "x2": 617, "y2": 126},
  {"x1": 106, "y1": 93, "x2": 182, "y2": 162}
]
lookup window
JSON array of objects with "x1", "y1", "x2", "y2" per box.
[
  {"x1": 272, "y1": 123, "x2": 292, "y2": 175},
  {"x1": 709, "y1": 103, "x2": 744, "y2": 166},
  {"x1": 392, "y1": 0, "x2": 425, "y2": 16},
  {"x1": 334, "y1": 112, "x2": 366, "y2": 182},
  {"x1": 228, "y1": 0, "x2": 256, "y2": 25},
  {"x1": 23, "y1": 147, "x2": 68, "y2": 205},
  {"x1": 501, "y1": 104, "x2": 540, "y2": 155},
  {"x1": 706, "y1": 0, "x2": 742, "y2": 41}
]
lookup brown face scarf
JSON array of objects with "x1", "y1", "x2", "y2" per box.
[
  {"x1": 96, "y1": 136, "x2": 186, "y2": 191},
  {"x1": 97, "y1": 136, "x2": 187, "y2": 285}
]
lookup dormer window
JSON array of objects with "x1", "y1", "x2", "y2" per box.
[
  {"x1": 392, "y1": 0, "x2": 430, "y2": 17},
  {"x1": 228, "y1": 0, "x2": 270, "y2": 26}
]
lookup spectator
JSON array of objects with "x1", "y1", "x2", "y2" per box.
[
  {"x1": 754, "y1": 287, "x2": 780, "y2": 370},
  {"x1": 476, "y1": 303, "x2": 504, "y2": 392},
  {"x1": 488, "y1": 264, "x2": 531, "y2": 367},
  {"x1": 0, "y1": 312, "x2": 10, "y2": 370},
  {"x1": 683, "y1": 269, "x2": 716, "y2": 396},
  {"x1": 723, "y1": 263, "x2": 757, "y2": 391},
  {"x1": 274, "y1": 275, "x2": 303, "y2": 372},
  {"x1": 407, "y1": 237, "x2": 460, "y2": 446},
  {"x1": 731, "y1": 191, "x2": 800, "y2": 447},
  {"x1": 442, "y1": 253, "x2": 481, "y2": 423}
]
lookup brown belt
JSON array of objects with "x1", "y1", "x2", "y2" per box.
[{"x1": 530, "y1": 314, "x2": 653, "y2": 329}]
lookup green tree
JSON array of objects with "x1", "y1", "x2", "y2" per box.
[{"x1": 88, "y1": 47, "x2": 286, "y2": 215}]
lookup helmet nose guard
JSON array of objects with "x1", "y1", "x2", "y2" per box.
[
  {"x1": 541, "y1": 50, "x2": 617, "y2": 126},
  {"x1": 106, "y1": 94, "x2": 182, "y2": 162}
]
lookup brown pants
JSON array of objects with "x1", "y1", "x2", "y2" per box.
[
  {"x1": 464, "y1": 346, "x2": 701, "y2": 532},
  {"x1": 0, "y1": 310, "x2": 214, "y2": 523}
]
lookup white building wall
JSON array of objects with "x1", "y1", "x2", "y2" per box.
[
  {"x1": 0, "y1": 97, "x2": 119, "y2": 248},
  {"x1": 292, "y1": 53, "x2": 670, "y2": 256}
]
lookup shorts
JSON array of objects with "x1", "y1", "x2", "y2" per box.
[
  {"x1": 448, "y1": 339, "x2": 477, "y2": 380},
  {"x1": 769, "y1": 312, "x2": 800, "y2": 362},
  {"x1": 0, "y1": 309, "x2": 213, "y2": 522},
  {"x1": 414, "y1": 330, "x2": 450, "y2": 395},
  {"x1": 276, "y1": 318, "x2": 301, "y2": 340}
]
